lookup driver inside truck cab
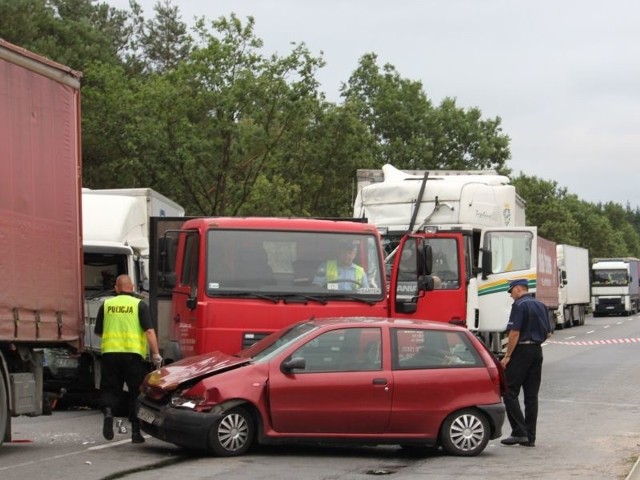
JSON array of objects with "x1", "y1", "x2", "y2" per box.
[{"x1": 312, "y1": 240, "x2": 369, "y2": 291}]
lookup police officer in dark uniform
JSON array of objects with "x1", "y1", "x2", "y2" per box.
[{"x1": 500, "y1": 278, "x2": 551, "y2": 447}]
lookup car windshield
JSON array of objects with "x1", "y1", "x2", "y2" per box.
[{"x1": 239, "y1": 321, "x2": 319, "y2": 361}]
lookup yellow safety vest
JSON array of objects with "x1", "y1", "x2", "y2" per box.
[
  {"x1": 102, "y1": 295, "x2": 147, "y2": 357},
  {"x1": 326, "y1": 260, "x2": 365, "y2": 287}
]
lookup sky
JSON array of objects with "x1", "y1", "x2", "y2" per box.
[{"x1": 108, "y1": 0, "x2": 640, "y2": 209}]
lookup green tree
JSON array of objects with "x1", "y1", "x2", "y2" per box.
[
  {"x1": 0, "y1": 0, "x2": 134, "y2": 71},
  {"x1": 271, "y1": 101, "x2": 376, "y2": 217},
  {"x1": 137, "y1": 0, "x2": 192, "y2": 73},
  {"x1": 342, "y1": 53, "x2": 511, "y2": 171},
  {"x1": 85, "y1": 14, "x2": 329, "y2": 216},
  {"x1": 511, "y1": 174, "x2": 579, "y2": 244},
  {"x1": 511, "y1": 174, "x2": 640, "y2": 258}
]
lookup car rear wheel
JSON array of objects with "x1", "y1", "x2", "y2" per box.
[
  {"x1": 208, "y1": 407, "x2": 254, "y2": 457},
  {"x1": 440, "y1": 408, "x2": 489, "y2": 456}
]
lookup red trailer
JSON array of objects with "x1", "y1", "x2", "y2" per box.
[
  {"x1": 0, "y1": 39, "x2": 83, "y2": 446},
  {"x1": 535, "y1": 236, "x2": 560, "y2": 331}
]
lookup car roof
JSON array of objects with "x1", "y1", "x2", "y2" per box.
[{"x1": 305, "y1": 317, "x2": 467, "y2": 332}]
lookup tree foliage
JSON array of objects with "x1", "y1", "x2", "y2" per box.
[
  {"x1": 512, "y1": 175, "x2": 640, "y2": 257},
  {"x1": 341, "y1": 53, "x2": 511, "y2": 171}
]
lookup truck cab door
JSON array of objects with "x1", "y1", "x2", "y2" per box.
[
  {"x1": 390, "y1": 232, "x2": 468, "y2": 326},
  {"x1": 388, "y1": 235, "x2": 434, "y2": 317},
  {"x1": 148, "y1": 217, "x2": 191, "y2": 362},
  {"x1": 476, "y1": 227, "x2": 537, "y2": 333}
]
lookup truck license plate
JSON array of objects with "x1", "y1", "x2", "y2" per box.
[
  {"x1": 137, "y1": 407, "x2": 155, "y2": 424},
  {"x1": 52, "y1": 357, "x2": 79, "y2": 369}
]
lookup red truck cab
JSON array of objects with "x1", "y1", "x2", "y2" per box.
[{"x1": 153, "y1": 217, "x2": 433, "y2": 361}]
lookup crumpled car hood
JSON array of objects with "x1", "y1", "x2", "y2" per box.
[{"x1": 146, "y1": 351, "x2": 250, "y2": 390}]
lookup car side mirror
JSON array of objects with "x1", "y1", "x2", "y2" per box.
[{"x1": 281, "y1": 356, "x2": 306, "y2": 373}]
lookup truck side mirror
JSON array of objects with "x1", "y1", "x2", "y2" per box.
[
  {"x1": 186, "y1": 296, "x2": 197, "y2": 310},
  {"x1": 417, "y1": 242, "x2": 433, "y2": 276},
  {"x1": 161, "y1": 272, "x2": 176, "y2": 289},
  {"x1": 158, "y1": 237, "x2": 177, "y2": 273},
  {"x1": 481, "y1": 249, "x2": 492, "y2": 280},
  {"x1": 419, "y1": 274, "x2": 435, "y2": 292}
]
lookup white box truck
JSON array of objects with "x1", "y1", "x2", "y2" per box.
[
  {"x1": 591, "y1": 257, "x2": 640, "y2": 317},
  {"x1": 44, "y1": 188, "x2": 184, "y2": 406},
  {"x1": 555, "y1": 244, "x2": 590, "y2": 328}
]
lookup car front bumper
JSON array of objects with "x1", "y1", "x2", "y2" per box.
[{"x1": 137, "y1": 397, "x2": 222, "y2": 450}]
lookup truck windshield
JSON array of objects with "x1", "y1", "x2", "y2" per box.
[
  {"x1": 84, "y1": 250, "x2": 128, "y2": 294},
  {"x1": 204, "y1": 230, "x2": 384, "y2": 298},
  {"x1": 592, "y1": 269, "x2": 628, "y2": 286}
]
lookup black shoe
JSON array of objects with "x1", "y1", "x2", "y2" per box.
[
  {"x1": 131, "y1": 421, "x2": 145, "y2": 443},
  {"x1": 102, "y1": 415, "x2": 114, "y2": 441},
  {"x1": 519, "y1": 439, "x2": 535, "y2": 447},
  {"x1": 501, "y1": 436, "x2": 528, "y2": 445}
]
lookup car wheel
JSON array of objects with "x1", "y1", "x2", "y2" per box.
[
  {"x1": 208, "y1": 407, "x2": 254, "y2": 457},
  {"x1": 440, "y1": 408, "x2": 490, "y2": 456}
]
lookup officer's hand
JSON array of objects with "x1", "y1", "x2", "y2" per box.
[{"x1": 152, "y1": 353, "x2": 163, "y2": 369}]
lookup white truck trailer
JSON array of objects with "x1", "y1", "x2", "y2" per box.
[
  {"x1": 44, "y1": 188, "x2": 184, "y2": 405},
  {"x1": 591, "y1": 257, "x2": 640, "y2": 317},
  {"x1": 555, "y1": 244, "x2": 590, "y2": 328}
]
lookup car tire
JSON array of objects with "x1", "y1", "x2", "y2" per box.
[
  {"x1": 440, "y1": 408, "x2": 490, "y2": 456},
  {"x1": 208, "y1": 407, "x2": 254, "y2": 457}
]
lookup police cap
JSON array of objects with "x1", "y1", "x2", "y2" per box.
[{"x1": 507, "y1": 278, "x2": 529, "y2": 293}]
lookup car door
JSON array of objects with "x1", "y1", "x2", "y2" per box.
[
  {"x1": 268, "y1": 326, "x2": 392, "y2": 434},
  {"x1": 388, "y1": 327, "x2": 487, "y2": 436}
]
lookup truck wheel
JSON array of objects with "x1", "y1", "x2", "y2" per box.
[
  {"x1": 564, "y1": 307, "x2": 573, "y2": 328},
  {"x1": 207, "y1": 407, "x2": 254, "y2": 456},
  {"x1": 0, "y1": 374, "x2": 8, "y2": 447},
  {"x1": 439, "y1": 408, "x2": 489, "y2": 456}
]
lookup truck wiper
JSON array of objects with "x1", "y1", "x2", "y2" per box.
[
  {"x1": 210, "y1": 291, "x2": 279, "y2": 304},
  {"x1": 322, "y1": 294, "x2": 378, "y2": 305},
  {"x1": 279, "y1": 293, "x2": 328, "y2": 305}
]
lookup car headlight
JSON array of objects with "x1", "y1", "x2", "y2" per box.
[{"x1": 170, "y1": 391, "x2": 205, "y2": 409}]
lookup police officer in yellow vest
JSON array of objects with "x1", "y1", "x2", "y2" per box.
[
  {"x1": 94, "y1": 274, "x2": 161, "y2": 443},
  {"x1": 312, "y1": 240, "x2": 369, "y2": 291}
]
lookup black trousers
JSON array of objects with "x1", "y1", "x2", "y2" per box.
[
  {"x1": 503, "y1": 344, "x2": 543, "y2": 442},
  {"x1": 100, "y1": 352, "x2": 148, "y2": 423}
]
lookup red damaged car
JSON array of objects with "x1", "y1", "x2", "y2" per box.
[{"x1": 136, "y1": 317, "x2": 505, "y2": 457}]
